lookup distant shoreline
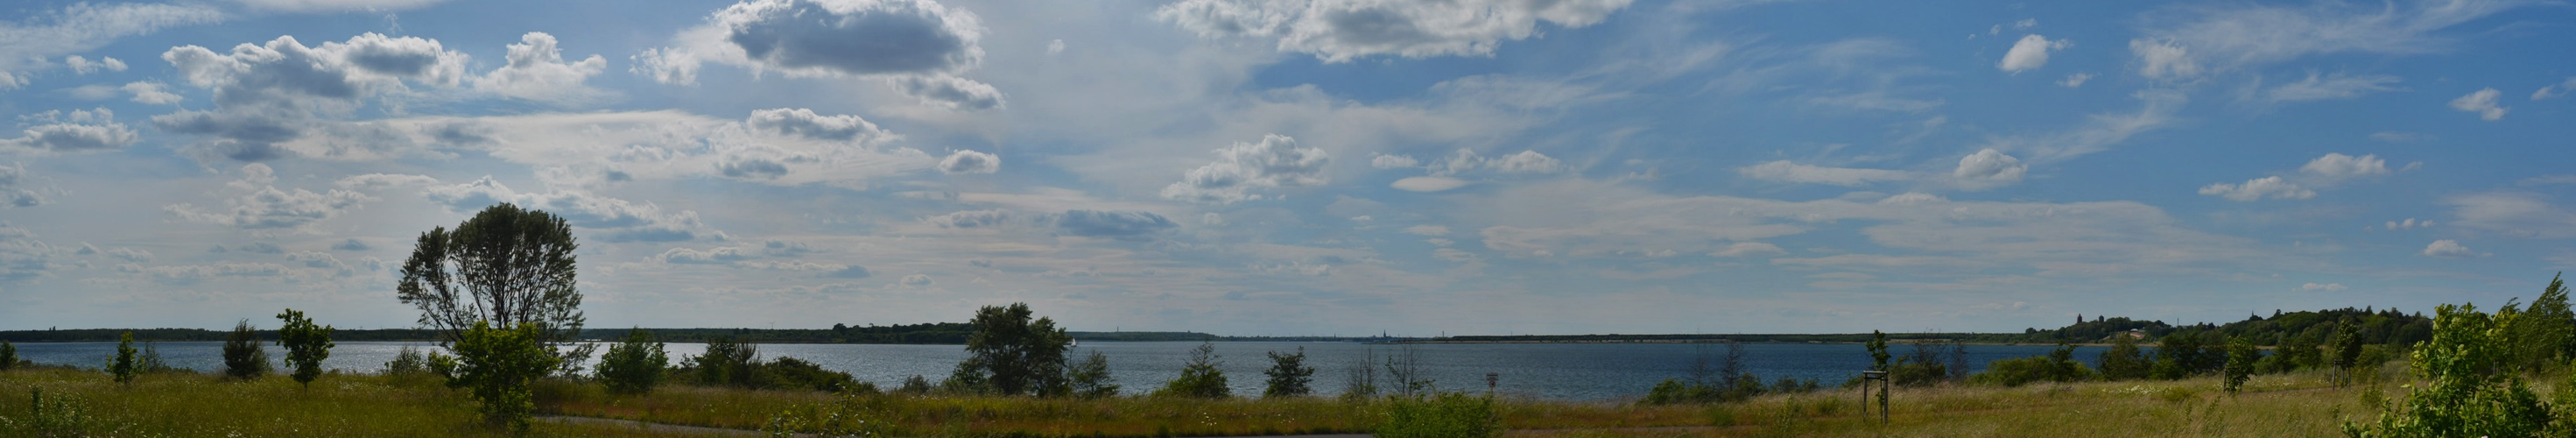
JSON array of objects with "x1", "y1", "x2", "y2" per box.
[{"x1": 0, "y1": 328, "x2": 2095, "y2": 346}]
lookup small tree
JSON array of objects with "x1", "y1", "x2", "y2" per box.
[
  {"x1": 2222, "y1": 336, "x2": 2259, "y2": 395},
  {"x1": 277, "y1": 308, "x2": 335, "y2": 388},
  {"x1": 2345, "y1": 302, "x2": 2556, "y2": 437},
  {"x1": 2507, "y1": 273, "x2": 2572, "y2": 372},
  {"x1": 1263, "y1": 347, "x2": 1315, "y2": 398},
  {"x1": 1067, "y1": 350, "x2": 1119, "y2": 399},
  {"x1": 597, "y1": 328, "x2": 669, "y2": 394},
  {"x1": 0, "y1": 340, "x2": 18, "y2": 371},
  {"x1": 106, "y1": 332, "x2": 137, "y2": 385},
  {"x1": 1155, "y1": 342, "x2": 1229, "y2": 398},
  {"x1": 398, "y1": 204, "x2": 592, "y2": 372},
  {"x1": 447, "y1": 321, "x2": 561, "y2": 433},
  {"x1": 958, "y1": 303, "x2": 1073, "y2": 397},
  {"x1": 2098, "y1": 333, "x2": 2150, "y2": 380},
  {"x1": 2330, "y1": 321, "x2": 2367, "y2": 386},
  {"x1": 222, "y1": 319, "x2": 270, "y2": 380},
  {"x1": 686, "y1": 336, "x2": 760, "y2": 387},
  {"x1": 384, "y1": 345, "x2": 431, "y2": 377}
]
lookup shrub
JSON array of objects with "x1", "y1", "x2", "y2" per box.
[
  {"x1": 596, "y1": 328, "x2": 668, "y2": 395},
  {"x1": 25, "y1": 386, "x2": 95, "y2": 436},
  {"x1": 897, "y1": 374, "x2": 933, "y2": 395},
  {"x1": 1971, "y1": 343, "x2": 2094, "y2": 387},
  {"x1": 1067, "y1": 350, "x2": 1119, "y2": 399},
  {"x1": 1155, "y1": 342, "x2": 1230, "y2": 399},
  {"x1": 2345, "y1": 302, "x2": 2557, "y2": 437},
  {"x1": 384, "y1": 345, "x2": 430, "y2": 377},
  {"x1": 222, "y1": 319, "x2": 270, "y2": 380},
  {"x1": 762, "y1": 394, "x2": 906, "y2": 437},
  {"x1": 134, "y1": 340, "x2": 176, "y2": 374},
  {"x1": 957, "y1": 302, "x2": 1073, "y2": 397},
  {"x1": 2098, "y1": 334, "x2": 2151, "y2": 381},
  {"x1": 1264, "y1": 347, "x2": 1315, "y2": 398},
  {"x1": 684, "y1": 336, "x2": 761, "y2": 387},
  {"x1": 106, "y1": 331, "x2": 137, "y2": 385},
  {"x1": 447, "y1": 321, "x2": 562, "y2": 433},
  {"x1": 2222, "y1": 336, "x2": 2259, "y2": 395},
  {"x1": 1377, "y1": 392, "x2": 1502, "y2": 438},
  {"x1": 0, "y1": 340, "x2": 17, "y2": 371},
  {"x1": 276, "y1": 308, "x2": 335, "y2": 388},
  {"x1": 761, "y1": 357, "x2": 872, "y2": 393}
]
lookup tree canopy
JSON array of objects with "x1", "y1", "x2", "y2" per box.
[{"x1": 397, "y1": 203, "x2": 589, "y2": 366}]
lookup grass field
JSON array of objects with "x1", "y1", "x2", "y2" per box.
[{"x1": 0, "y1": 361, "x2": 2459, "y2": 437}]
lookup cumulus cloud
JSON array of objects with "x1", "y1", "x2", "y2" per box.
[
  {"x1": 1998, "y1": 34, "x2": 2069, "y2": 73},
  {"x1": 153, "y1": 32, "x2": 473, "y2": 161},
  {"x1": 1155, "y1": 0, "x2": 1635, "y2": 63},
  {"x1": 2444, "y1": 192, "x2": 2576, "y2": 239},
  {"x1": 899, "y1": 273, "x2": 933, "y2": 286},
  {"x1": 3, "y1": 108, "x2": 140, "y2": 153},
  {"x1": 165, "y1": 163, "x2": 375, "y2": 230},
  {"x1": 2297, "y1": 282, "x2": 2347, "y2": 292},
  {"x1": 2449, "y1": 88, "x2": 2508, "y2": 121},
  {"x1": 1390, "y1": 176, "x2": 1468, "y2": 193},
  {"x1": 333, "y1": 173, "x2": 439, "y2": 190},
  {"x1": 0, "y1": 3, "x2": 224, "y2": 88},
  {"x1": 937, "y1": 150, "x2": 999, "y2": 174},
  {"x1": 0, "y1": 163, "x2": 52, "y2": 208},
  {"x1": 2383, "y1": 218, "x2": 2434, "y2": 230},
  {"x1": 1050, "y1": 209, "x2": 1177, "y2": 237},
  {"x1": 2259, "y1": 73, "x2": 2401, "y2": 104},
  {"x1": 1739, "y1": 160, "x2": 1910, "y2": 187},
  {"x1": 644, "y1": 0, "x2": 1003, "y2": 110},
  {"x1": 2198, "y1": 176, "x2": 2314, "y2": 201},
  {"x1": 2536, "y1": 77, "x2": 2576, "y2": 100},
  {"x1": 423, "y1": 176, "x2": 723, "y2": 242},
  {"x1": 1161, "y1": 134, "x2": 1329, "y2": 204},
  {"x1": 2129, "y1": 39, "x2": 2198, "y2": 80},
  {"x1": 2298, "y1": 153, "x2": 2389, "y2": 180},
  {"x1": 2420, "y1": 239, "x2": 2480, "y2": 258},
  {"x1": 2058, "y1": 73, "x2": 2093, "y2": 88},
  {"x1": 64, "y1": 55, "x2": 127, "y2": 74},
  {"x1": 744, "y1": 108, "x2": 896, "y2": 143},
  {"x1": 472, "y1": 32, "x2": 609, "y2": 103},
  {"x1": 123, "y1": 81, "x2": 183, "y2": 104},
  {"x1": 926, "y1": 209, "x2": 1011, "y2": 228},
  {"x1": 1952, "y1": 149, "x2": 2027, "y2": 189}
]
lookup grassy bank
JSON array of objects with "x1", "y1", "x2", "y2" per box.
[{"x1": 0, "y1": 360, "x2": 2450, "y2": 437}]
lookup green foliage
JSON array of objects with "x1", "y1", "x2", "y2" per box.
[
  {"x1": 1376, "y1": 392, "x2": 1502, "y2": 438},
  {"x1": 0, "y1": 341, "x2": 17, "y2": 371},
  {"x1": 383, "y1": 345, "x2": 430, "y2": 377},
  {"x1": 2150, "y1": 331, "x2": 2223, "y2": 380},
  {"x1": 2331, "y1": 321, "x2": 2368, "y2": 386},
  {"x1": 446, "y1": 321, "x2": 563, "y2": 433},
  {"x1": 24, "y1": 386, "x2": 95, "y2": 436},
  {"x1": 687, "y1": 336, "x2": 761, "y2": 388},
  {"x1": 1865, "y1": 330, "x2": 1890, "y2": 371},
  {"x1": 2506, "y1": 273, "x2": 2573, "y2": 372},
  {"x1": 1155, "y1": 342, "x2": 1230, "y2": 399},
  {"x1": 1067, "y1": 350, "x2": 1119, "y2": 399},
  {"x1": 276, "y1": 308, "x2": 335, "y2": 388},
  {"x1": 762, "y1": 357, "x2": 873, "y2": 394},
  {"x1": 397, "y1": 203, "x2": 592, "y2": 372},
  {"x1": 1971, "y1": 343, "x2": 2094, "y2": 387},
  {"x1": 106, "y1": 332, "x2": 137, "y2": 385},
  {"x1": 938, "y1": 358, "x2": 989, "y2": 395},
  {"x1": 133, "y1": 340, "x2": 175, "y2": 375},
  {"x1": 2099, "y1": 333, "x2": 2151, "y2": 381},
  {"x1": 1264, "y1": 347, "x2": 1315, "y2": 398},
  {"x1": 596, "y1": 328, "x2": 668, "y2": 395},
  {"x1": 2344, "y1": 302, "x2": 2558, "y2": 437},
  {"x1": 222, "y1": 319, "x2": 269, "y2": 380},
  {"x1": 897, "y1": 374, "x2": 933, "y2": 395},
  {"x1": 959, "y1": 302, "x2": 1073, "y2": 397},
  {"x1": 760, "y1": 394, "x2": 906, "y2": 437},
  {"x1": 672, "y1": 336, "x2": 864, "y2": 392},
  {"x1": 2222, "y1": 336, "x2": 2259, "y2": 395}
]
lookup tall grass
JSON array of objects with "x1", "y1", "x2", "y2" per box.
[{"x1": 0, "y1": 365, "x2": 634, "y2": 436}]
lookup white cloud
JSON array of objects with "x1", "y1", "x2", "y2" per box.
[
  {"x1": 2535, "y1": 77, "x2": 2576, "y2": 100},
  {"x1": 332, "y1": 173, "x2": 439, "y2": 190},
  {"x1": 744, "y1": 108, "x2": 895, "y2": 143},
  {"x1": 1739, "y1": 160, "x2": 1911, "y2": 187},
  {"x1": 938, "y1": 150, "x2": 1000, "y2": 174},
  {"x1": 1046, "y1": 39, "x2": 1066, "y2": 55},
  {"x1": 2297, "y1": 282, "x2": 2346, "y2": 292},
  {"x1": 165, "y1": 164, "x2": 375, "y2": 230},
  {"x1": 2297, "y1": 153, "x2": 2389, "y2": 180},
  {"x1": 1951, "y1": 149, "x2": 2027, "y2": 189},
  {"x1": 2420, "y1": 239, "x2": 2481, "y2": 258},
  {"x1": 2258, "y1": 73, "x2": 2400, "y2": 103},
  {"x1": 0, "y1": 163, "x2": 52, "y2": 208},
  {"x1": 2382, "y1": 218, "x2": 2434, "y2": 230},
  {"x1": 0, "y1": 3, "x2": 224, "y2": 88},
  {"x1": 2444, "y1": 192, "x2": 2576, "y2": 238},
  {"x1": 658, "y1": 246, "x2": 756, "y2": 264},
  {"x1": 650, "y1": 0, "x2": 1003, "y2": 110},
  {"x1": 926, "y1": 209, "x2": 1012, "y2": 229},
  {"x1": 230, "y1": 0, "x2": 449, "y2": 12},
  {"x1": 1709, "y1": 242, "x2": 1785, "y2": 258},
  {"x1": 152, "y1": 32, "x2": 473, "y2": 161},
  {"x1": 1161, "y1": 134, "x2": 1329, "y2": 204},
  {"x1": 1371, "y1": 153, "x2": 1420, "y2": 169},
  {"x1": 1156, "y1": 0, "x2": 1635, "y2": 63},
  {"x1": 900, "y1": 273, "x2": 933, "y2": 286},
  {"x1": 1390, "y1": 176, "x2": 1468, "y2": 193},
  {"x1": 1980, "y1": 88, "x2": 2184, "y2": 165},
  {"x1": 1489, "y1": 151, "x2": 1566, "y2": 174},
  {"x1": 0, "y1": 223, "x2": 60, "y2": 283},
  {"x1": 2130, "y1": 0, "x2": 2528, "y2": 81},
  {"x1": 2198, "y1": 176, "x2": 2314, "y2": 201},
  {"x1": 2129, "y1": 39, "x2": 2199, "y2": 80},
  {"x1": 1997, "y1": 34, "x2": 2068, "y2": 74},
  {"x1": 3, "y1": 108, "x2": 139, "y2": 152},
  {"x1": 2057, "y1": 73, "x2": 2093, "y2": 88},
  {"x1": 2449, "y1": 88, "x2": 2508, "y2": 121},
  {"x1": 122, "y1": 81, "x2": 182, "y2": 104},
  {"x1": 1403, "y1": 224, "x2": 1448, "y2": 236},
  {"x1": 1048, "y1": 209, "x2": 1178, "y2": 237},
  {"x1": 423, "y1": 176, "x2": 724, "y2": 242},
  {"x1": 64, "y1": 55, "x2": 127, "y2": 74},
  {"x1": 472, "y1": 32, "x2": 609, "y2": 103}
]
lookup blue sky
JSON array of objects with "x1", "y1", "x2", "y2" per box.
[{"x1": 2, "y1": 0, "x2": 2572, "y2": 336}]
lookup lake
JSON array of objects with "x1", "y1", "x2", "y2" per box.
[{"x1": 9, "y1": 341, "x2": 2109, "y2": 401}]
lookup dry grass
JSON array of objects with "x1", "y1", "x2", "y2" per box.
[{"x1": 0, "y1": 366, "x2": 642, "y2": 436}]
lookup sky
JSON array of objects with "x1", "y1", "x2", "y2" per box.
[{"x1": 1, "y1": 0, "x2": 2572, "y2": 336}]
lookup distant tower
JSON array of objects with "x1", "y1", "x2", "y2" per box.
[{"x1": 2077, "y1": 314, "x2": 2082, "y2": 325}]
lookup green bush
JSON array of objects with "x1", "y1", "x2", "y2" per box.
[
  {"x1": 2098, "y1": 334, "x2": 2151, "y2": 381},
  {"x1": 222, "y1": 319, "x2": 269, "y2": 380},
  {"x1": 2344, "y1": 301, "x2": 2557, "y2": 437},
  {"x1": 762, "y1": 394, "x2": 906, "y2": 437},
  {"x1": 384, "y1": 345, "x2": 430, "y2": 377},
  {"x1": 1264, "y1": 347, "x2": 1315, "y2": 398},
  {"x1": 0, "y1": 340, "x2": 18, "y2": 371},
  {"x1": 1376, "y1": 392, "x2": 1502, "y2": 438},
  {"x1": 1155, "y1": 342, "x2": 1230, "y2": 399},
  {"x1": 2222, "y1": 336, "x2": 2258, "y2": 395},
  {"x1": 682, "y1": 336, "x2": 761, "y2": 387},
  {"x1": 106, "y1": 332, "x2": 137, "y2": 385},
  {"x1": 447, "y1": 321, "x2": 563, "y2": 433},
  {"x1": 1971, "y1": 343, "x2": 2094, "y2": 387},
  {"x1": 276, "y1": 308, "x2": 335, "y2": 388},
  {"x1": 1067, "y1": 350, "x2": 1119, "y2": 399},
  {"x1": 596, "y1": 328, "x2": 668, "y2": 395},
  {"x1": 761, "y1": 357, "x2": 873, "y2": 393}
]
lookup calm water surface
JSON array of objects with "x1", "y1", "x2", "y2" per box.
[{"x1": 11, "y1": 341, "x2": 2108, "y2": 401}]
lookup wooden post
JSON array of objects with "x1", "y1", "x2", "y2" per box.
[{"x1": 1861, "y1": 371, "x2": 1890, "y2": 423}]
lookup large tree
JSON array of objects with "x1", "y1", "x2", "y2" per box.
[
  {"x1": 397, "y1": 203, "x2": 591, "y2": 367},
  {"x1": 959, "y1": 302, "x2": 1073, "y2": 396}
]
